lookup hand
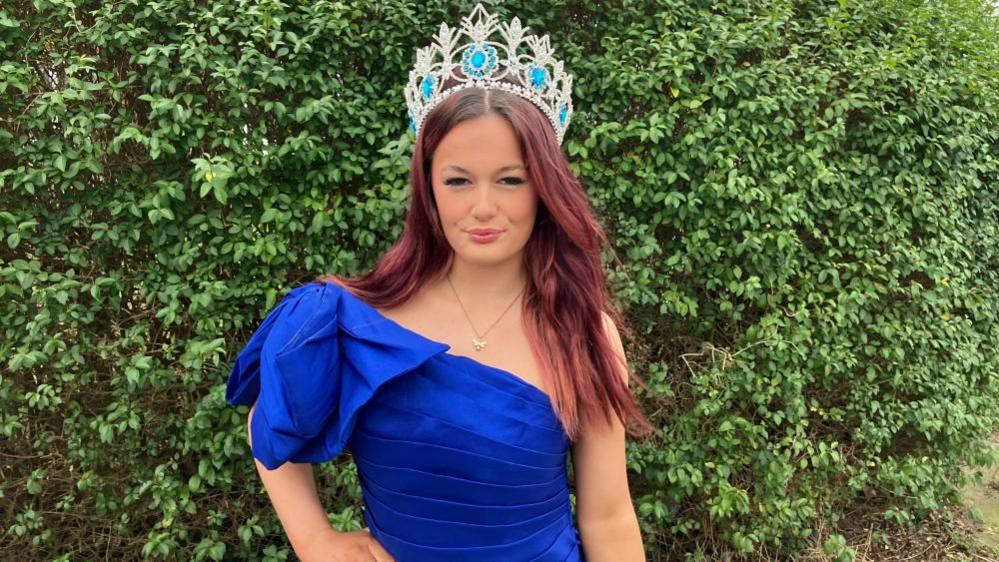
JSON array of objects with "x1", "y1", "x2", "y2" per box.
[{"x1": 297, "y1": 526, "x2": 396, "y2": 562}]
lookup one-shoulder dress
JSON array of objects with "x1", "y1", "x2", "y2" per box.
[{"x1": 225, "y1": 280, "x2": 585, "y2": 561}]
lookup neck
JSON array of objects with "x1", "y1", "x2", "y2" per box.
[{"x1": 438, "y1": 257, "x2": 528, "y2": 306}]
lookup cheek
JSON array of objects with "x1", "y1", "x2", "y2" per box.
[
  {"x1": 437, "y1": 199, "x2": 464, "y2": 224},
  {"x1": 432, "y1": 185, "x2": 457, "y2": 222},
  {"x1": 514, "y1": 193, "x2": 539, "y2": 223}
]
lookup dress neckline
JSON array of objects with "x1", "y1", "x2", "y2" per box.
[{"x1": 320, "y1": 281, "x2": 555, "y2": 406}]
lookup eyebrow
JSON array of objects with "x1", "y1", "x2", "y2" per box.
[{"x1": 443, "y1": 164, "x2": 525, "y2": 174}]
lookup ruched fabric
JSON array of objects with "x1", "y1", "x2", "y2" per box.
[{"x1": 226, "y1": 281, "x2": 584, "y2": 561}]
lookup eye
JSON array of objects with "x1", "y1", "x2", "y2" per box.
[{"x1": 444, "y1": 177, "x2": 525, "y2": 186}]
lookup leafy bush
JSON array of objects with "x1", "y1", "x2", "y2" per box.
[{"x1": 1, "y1": 0, "x2": 996, "y2": 559}]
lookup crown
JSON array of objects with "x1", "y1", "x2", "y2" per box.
[{"x1": 404, "y1": 3, "x2": 575, "y2": 145}]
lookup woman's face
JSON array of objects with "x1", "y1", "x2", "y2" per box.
[{"x1": 431, "y1": 114, "x2": 539, "y2": 267}]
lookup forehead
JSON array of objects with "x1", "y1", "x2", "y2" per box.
[{"x1": 432, "y1": 115, "x2": 524, "y2": 171}]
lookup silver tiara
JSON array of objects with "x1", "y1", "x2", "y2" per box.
[{"x1": 404, "y1": 3, "x2": 575, "y2": 145}]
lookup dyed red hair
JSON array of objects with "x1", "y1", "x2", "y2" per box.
[{"x1": 316, "y1": 76, "x2": 654, "y2": 441}]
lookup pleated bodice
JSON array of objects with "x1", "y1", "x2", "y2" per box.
[{"x1": 226, "y1": 281, "x2": 584, "y2": 561}]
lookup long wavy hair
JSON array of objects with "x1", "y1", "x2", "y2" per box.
[{"x1": 315, "y1": 75, "x2": 654, "y2": 441}]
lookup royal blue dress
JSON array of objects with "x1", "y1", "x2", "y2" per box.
[{"x1": 225, "y1": 280, "x2": 585, "y2": 561}]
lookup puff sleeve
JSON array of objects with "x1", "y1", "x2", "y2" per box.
[
  {"x1": 226, "y1": 281, "x2": 453, "y2": 470},
  {"x1": 225, "y1": 283, "x2": 346, "y2": 470}
]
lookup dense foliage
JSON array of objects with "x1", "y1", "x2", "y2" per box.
[{"x1": 1, "y1": 0, "x2": 996, "y2": 559}]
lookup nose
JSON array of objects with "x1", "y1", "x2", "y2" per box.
[{"x1": 470, "y1": 183, "x2": 499, "y2": 219}]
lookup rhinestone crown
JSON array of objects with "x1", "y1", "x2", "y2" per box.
[{"x1": 404, "y1": 3, "x2": 575, "y2": 145}]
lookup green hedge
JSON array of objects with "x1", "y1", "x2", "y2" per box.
[{"x1": 1, "y1": 0, "x2": 996, "y2": 559}]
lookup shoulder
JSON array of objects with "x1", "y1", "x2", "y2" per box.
[
  {"x1": 599, "y1": 310, "x2": 616, "y2": 332},
  {"x1": 286, "y1": 280, "x2": 330, "y2": 303},
  {"x1": 276, "y1": 280, "x2": 348, "y2": 321},
  {"x1": 268, "y1": 282, "x2": 332, "y2": 334},
  {"x1": 233, "y1": 282, "x2": 338, "y2": 371},
  {"x1": 600, "y1": 311, "x2": 628, "y2": 385}
]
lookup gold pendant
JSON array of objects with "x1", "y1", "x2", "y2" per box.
[{"x1": 473, "y1": 337, "x2": 487, "y2": 351}]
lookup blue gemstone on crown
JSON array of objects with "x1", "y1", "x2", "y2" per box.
[
  {"x1": 559, "y1": 103, "x2": 568, "y2": 125},
  {"x1": 530, "y1": 65, "x2": 549, "y2": 90},
  {"x1": 421, "y1": 74, "x2": 436, "y2": 100},
  {"x1": 461, "y1": 43, "x2": 498, "y2": 79}
]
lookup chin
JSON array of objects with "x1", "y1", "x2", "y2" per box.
[{"x1": 460, "y1": 244, "x2": 528, "y2": 262}]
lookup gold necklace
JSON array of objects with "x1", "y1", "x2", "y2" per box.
[{"x1": 446, "y1": 273, "x2": 527, "y2": 352}]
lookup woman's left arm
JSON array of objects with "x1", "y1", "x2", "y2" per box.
[{"x1": 570, "y1": 312, "x2": 646, "y2": 562}]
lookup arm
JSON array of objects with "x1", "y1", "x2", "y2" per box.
[
  {"x1": 571, "y1": 313, "x2": 646, "y2": 562},
  {"x1": 247, "y1": 401, "x2": 336, "y2": 558}
]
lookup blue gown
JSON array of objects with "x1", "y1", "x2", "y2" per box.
[{"x1": 225, "y1": 280, "x2": 585, "y2": 561}]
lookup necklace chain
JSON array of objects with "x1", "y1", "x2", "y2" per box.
[{"x1": 446, "y1": 272, "x2": 527, "y2": 352}]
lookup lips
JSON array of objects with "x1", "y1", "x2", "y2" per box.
[{"x1": 467, "y1": 228, "x2": 503, "y2": 235}]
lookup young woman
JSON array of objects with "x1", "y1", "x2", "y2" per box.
[{"x1": 226, "y1": 4, "x2": 654, "y2": 561}]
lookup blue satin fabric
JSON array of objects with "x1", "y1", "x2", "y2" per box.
[{"x1": 226, "y1": 281, "x2": 584, "y2": 561}]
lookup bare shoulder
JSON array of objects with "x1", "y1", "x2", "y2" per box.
[{"x1": 600, "y1": 311, "x2": 628, "y2": 385}]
